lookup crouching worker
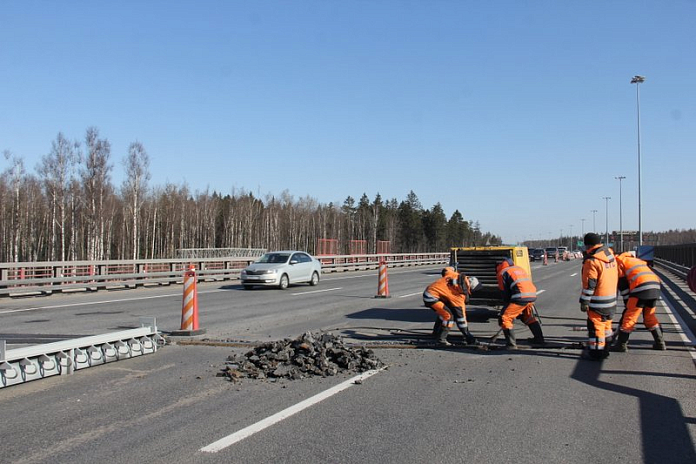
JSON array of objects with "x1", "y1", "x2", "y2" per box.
[
  {"x1": 423, "y1": 268, "x2": 479, "y2": 346},
  {"x1": 612, "y1": 252, "x2": 665, "y2": 351},
  {"x1": 496, "y1": 258, "x2": 545, "y2": 348}
]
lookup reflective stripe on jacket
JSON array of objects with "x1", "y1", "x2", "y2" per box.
[
  {"x1": 617, "y1": 255, "x2": 661, "y2": 295},
  {"x1": 497, "y1": 265, "x2": 537, "y2": 304},
  {"x1": 580, "y1": 244, "x2": 618, "y2": 316}
]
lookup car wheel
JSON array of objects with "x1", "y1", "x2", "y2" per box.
[
  {"x1": 309, "y1": 272, "x2": 319, "y2": 286},
  {"x1": 279, "y1": 274, "x2": 289, "y2": 290},
  {"x1": 243, "y1": 284, "x2": 254, "y2": 290}
]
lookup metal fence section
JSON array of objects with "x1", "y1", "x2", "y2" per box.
[
  {"x1": 0, "y1": 318, "x2": 163, "y2": 388},
  {"x1": 654, "y1": 243, "x2": 696, "y2": 269},
  {"x1": 176, "y1": 248, "x2": 267, "y2": 259},
  {"x1": 0, "y1": 253, "x2": 449, "y2": 297}
]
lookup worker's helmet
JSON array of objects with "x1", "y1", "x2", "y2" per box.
[{"x1": 468, "y1": 276, "x2": 482, "y2": 293}]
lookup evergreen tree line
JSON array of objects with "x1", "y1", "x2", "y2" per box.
[{"x1": 1, "y1": 129, "x2": 502, "y2": 263}]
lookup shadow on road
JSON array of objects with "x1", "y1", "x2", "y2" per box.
[{"x1": 571, "y1": 359, "x2": 696, "y2": 463}]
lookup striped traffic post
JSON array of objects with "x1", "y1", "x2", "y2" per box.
[
  {"x1": 375, "y1": 260, "x2": 391, "y2": 298},
  {"x1": 171, "y1": 265, "x2": 206, "y2": 336}
]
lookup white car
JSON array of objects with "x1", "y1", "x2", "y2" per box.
[{"x1": 240, "y1": 251, "x2": 322, "y2": 290}]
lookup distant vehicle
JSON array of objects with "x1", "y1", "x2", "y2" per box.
[
  {"x1": 240, "y1": 251, "x2": 321, "y2": 290},
  {"x1": 558, "y1": 246, "x2": 569, "y2": 260},
  {"x1": 529, "y1": 248, "x2": 545, "y2": 261},
  {"x1": 544, "y1": 247, "x2": 558, "y2": 259}
]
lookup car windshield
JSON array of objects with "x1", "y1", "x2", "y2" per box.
[{"x1": 257, "y1": 253, "x2": 290, "y2": 264}]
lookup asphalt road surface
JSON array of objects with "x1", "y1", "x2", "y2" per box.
[{"x1": 1, "y1": 261, "x2": 695, "y2": 464}]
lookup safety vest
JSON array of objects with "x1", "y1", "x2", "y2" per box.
[
  {"x1": 424, "y1": 271, "x2": 466, "y2": 307},
  {"x1": 580, "y1": 245, "x2": 618, "y2": 315},
  {"x1": 617, "y1": 255, "x2": 661, "y2": 296},
  {"x1": 498, "y1": 265, "x2": 537, "y2": 303}
]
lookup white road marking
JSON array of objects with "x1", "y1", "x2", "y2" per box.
[
  {"x1": 399, "y1": 292, "x2": 422, "y2": 298},
  {"x1": 570, "y1": 273, "x2": 578, "y2": 277},
  {"x1": 0, "y1": 292, "x2": 179, "y2": 315},
  {"x1": 291, "y1": 287, "x2": 341, "y2": 296},
  {"x1": 200, "y1": 368, "x2": 384, "y2": 453},
  {"x1": 659, "y1": 297, "x2": 696, "y2": 364},
  {"x1": 536, "y1": 289, "x2": 546, "y2": 294}
]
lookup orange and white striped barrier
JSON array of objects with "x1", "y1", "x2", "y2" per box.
[
  {"x1": 172, "y1": 265, "x2": 206, "y2": 336},
  {"x1": 375, "y1": 260, "x2": 391, "y2": 298},
  {"x1": 543, "y1": 253, "x2": 548, "y2": 266}
]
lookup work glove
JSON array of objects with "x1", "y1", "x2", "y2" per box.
[{"x1": 580, "y1": 303, "x2": 589, "y2": 313}]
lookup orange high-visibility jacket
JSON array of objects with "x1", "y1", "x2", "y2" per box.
[
  {"x1": 580, "y1": 244, "x2": 618, "y2": 316},
  {"x1": 616, "y1": 253, "x2": 661, "y2": 300},
  {"x1": 424, "y1": 269, "x2": 466, "y2": 307},
  {"x1": 497, "y1": 261, "x2": 537, "y2": 304}
]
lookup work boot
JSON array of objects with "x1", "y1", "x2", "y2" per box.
[
  {"x1": 503, "y1": 329, "x2": 517, "y2": 349},
  {"x1": 610, "y1": 330, "x2": 630, "y2": 352},
  {"x1": 527, "y1": 321, "x2": 545, "y2": 346},
  {"x1": 461, "y1": 328, "x2": 479, "y2": 346},
  {"x1": 651, "y1": 326, "x2": 667, "y2": 351},
  {"x1": 432, "y1": 320, "x2": 442, "y2": 339},
  {"x1": 436, "y1": 326, "x2": 452, "y2": 346}
]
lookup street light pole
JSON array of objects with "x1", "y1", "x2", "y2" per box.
[
  {"x1": 602, "y1": 197, "x2": 611, "y2": 245},
  {"x1": 615, "y1": 176, "x2": 626, "y2": 252},
  {"x1": 591, "y1": 210, "x2": 598, "y2": 233},
  {"x1": 631, "y1": 75, "x2": 645, "y2": 246},
  {"x1": 581, "y1": 218, "x2": 586, "y2": 236},
  {"x1": 569, "y1": 224, "x2": 573, "y2": 249}
]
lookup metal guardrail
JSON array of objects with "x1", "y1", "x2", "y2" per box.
[
  {"x1": 0, "y1": 317, "x2": 163, "y2": 388},
  {"x1": 0, "y1": 253, "x2": 449, "y2": 297},
  {"x1": 654, "y1": 258, "x2": 690, "y2": 280}
]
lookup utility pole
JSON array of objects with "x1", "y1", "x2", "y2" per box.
[
  {"x1": 615, "y1": 176, "x2": 626, "y2": 252},
  {"x1": 591, "y1": 210, "x2": 598, "y2": 233},
  {"x1": 602, "y1": 197, "x2": 611, "y2": 245}
]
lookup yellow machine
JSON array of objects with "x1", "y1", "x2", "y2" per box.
[{"x1": 449, "y1": 246, "x2": 532, "y2": 307}]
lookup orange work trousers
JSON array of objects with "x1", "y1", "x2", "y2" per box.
[
  {"x1": 499, "y1": 302, "x2": 537, "y2": 330},
  {"x1": 587, "y1": 309, "x2": 613, "y2": 352},
  {"x1": 620, "y1": 297, "x2": 659, "y2": 332}
]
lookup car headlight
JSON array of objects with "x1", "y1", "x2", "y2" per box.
[
  {"x1": 263, "y1": 269, "x2": 277, "y2": 275},
  {"x1": 241, "y1": 270, "x2": 247, "y2": 276}
]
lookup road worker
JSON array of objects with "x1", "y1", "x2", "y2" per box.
[
  {"x1": 611, "y1": 252, "x2": 665, "y2": 351},
  {"x1": 423, "y1": 268, "x2": 479, "y2": 346},
  {"x1": 579, "y1": 233, "x2": 618, "y2": 361},
  {"x1": 495, "y1": 258, "x2": 545, "y2": 348}
]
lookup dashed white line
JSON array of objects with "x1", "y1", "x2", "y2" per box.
[
  {"x1": 291, "y1": 287, "x2": 341, "y2": 296},
  {"x1": 200, "y1": 368, "x2": 384, "y2": 453},
  {"x1": 570, "y1": 273, "x2": 578, "y2": 277},
  {"x1": 399, "y1": 292, "x2": 422, "y2": 298},
  {"x1": 537, "y1": 289, "x2": 546, "y2": 294}
]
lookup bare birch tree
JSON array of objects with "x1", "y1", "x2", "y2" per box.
[
  {"x1": 122, "y1": 141, "x2": 150, "y2": 259},
  {"x1": 81, "y1": 127, "x2": 112, "y2": 260}
]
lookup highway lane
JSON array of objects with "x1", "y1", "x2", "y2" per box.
[{"x1": 1, "y1": 261, "x2": 695, "y2": 463}]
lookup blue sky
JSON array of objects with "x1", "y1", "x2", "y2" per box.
[{"x1": 1, "y1": 1, "x2": 694, "y2": 244}]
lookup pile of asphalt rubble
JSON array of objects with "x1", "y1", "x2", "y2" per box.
[{"x1": 218, "y1": 331, "x2": 383, "y2": 382}]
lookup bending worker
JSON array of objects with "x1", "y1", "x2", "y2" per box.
[
  {"x1": 579, "y1": 233, "x2": 618, "y2": 361},
  {"x1": 496, "y1": 258, "x2": 545, "y2": 348},
  {"x1": 423, "y1": 267, "x2": 479, "y2": 346},
  {"x1": 612, "y1": 252, "x2": 666, "y2": 351}
]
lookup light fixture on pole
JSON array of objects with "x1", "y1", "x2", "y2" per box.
[
  {"x1": 591, "y1": 209, "x2": 598, "y2": 233},
  {"x1": 631, "y1": 75, "x2": 645, "y2": 246},
  {"x1": 615, "y1": 176, "x2": 626, "y2": 252},
  {"x1": 602, "y1": 196, "x2": 611, "y2": 245}
]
